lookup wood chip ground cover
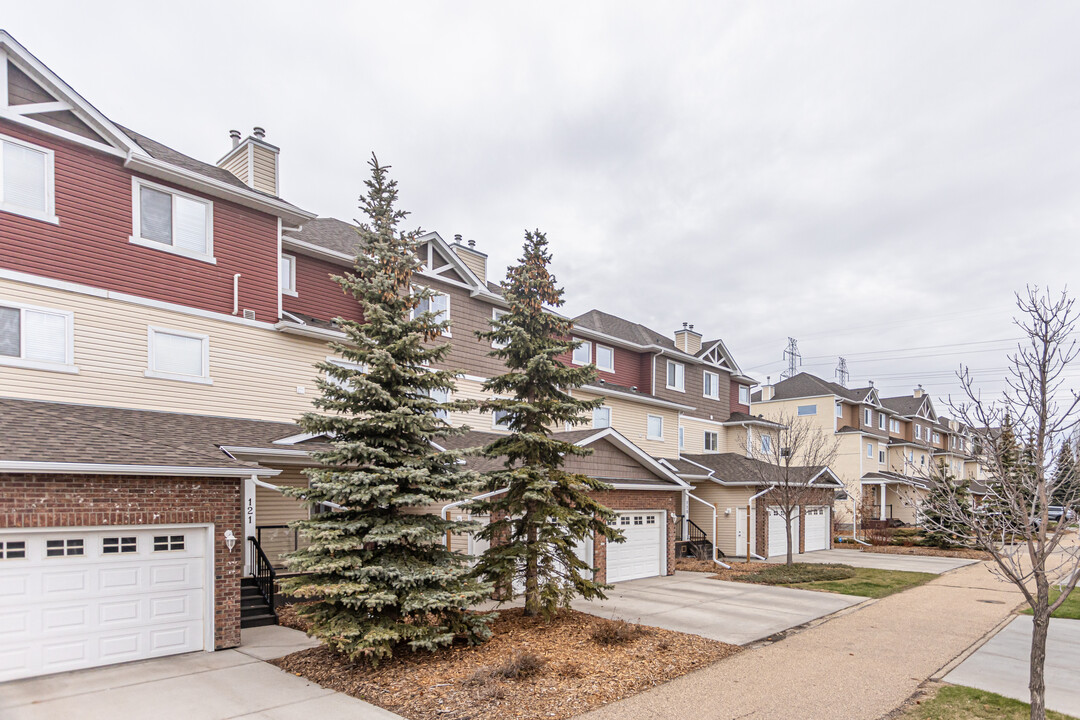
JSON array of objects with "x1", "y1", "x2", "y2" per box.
[{"x1": 272, "y1": 606, "x2": 739, "y2": 720}]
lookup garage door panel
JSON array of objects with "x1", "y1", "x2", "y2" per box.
[
  {"x1": 804, "y1": 506, "x2": 829, "y2": 552},
  {"x1": 767, "y1": 508, "x2": 799, "y2": 558},
  {"x1": 0, "y1": 527, "x2": 208, "y2": 681},
  {"x1": 607, "y1": 511, "x2": 664, "y2": 583}
]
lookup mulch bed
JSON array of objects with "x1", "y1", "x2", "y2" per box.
[
  {"x1": 861, "y1": 546, "x2": 991, "y2": 560},
  {"x1": 272, "y1": 607, "x2": 739, "y2": 720},
  {"x1": 673, "y1": 557, "x2": 722, "y2": 573}
]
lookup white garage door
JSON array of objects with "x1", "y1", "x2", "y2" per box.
[
  {"x1": 804, "y1": 506, "x2": 830, "y2": 552},
  {"x1": 0, "y1": 526, "x2": 208, "y2": 682},
  {"x1": 607, "y1": 511, "x2": 664, "y2": 583},
  {"x1": 767, "y1": 507, "x2": 800, "y2": 557}
]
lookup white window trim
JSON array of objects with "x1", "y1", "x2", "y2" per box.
[
  {"x1": 760, "y1": 435, "x2": 771, "y2": 454},
  {"x1": 571, "y1": 337, "x2": 591, "y2": 366},
  {"x1": 704, "y1": 430, "x2": 719, "y2": 453},
  {"x1": 280, "y1": 253, "x2": 297, "y2": 297},
  {"x1": 646, "y1": 414, "x2": 664, "y2": 441},
  {"x1": 0, "y1": 299, "x2": 77, "y2": 373},
  {"x1": 0, "y1": 132, "x2": 59, "y2": 225},
  {"x1": 413, "y1": 288, "x2": 451, "y2": 337},
  {"x1": 666, "y1": 360, "x2": 685, "y2": 392},
  {"x1": 703, "y1": 370, "x2": 720, "y2": 400},
  {"x1": 738, "y1": 385, "x2": 750, "y2": 405},
  {"x1": 595, "y1": 344, "x2": 615, "y2": 373},
  {"x1": 144, "y1": 325, "x2": 212, "y2": 385},
  {"x1": 130, "y1": 177, "x2": 216, "y2": 264},
  {"x1": 593, "y1": 405, "x2": 612, "y2": 429},
  {"x1": 878, "y1": 414, "x2": 886, "y2": 430},
  {"x1": 491, "y1": 308, "x2": 509, "y2": 349},
  {"x1": 863, "y1": 408, "x2": 872, "y2": 426},
  {"x1": 797, "y1": 404, "x2": 817, "y2": 416}
]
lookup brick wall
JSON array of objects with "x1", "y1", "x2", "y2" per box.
[
  {"x1": 0, "y1": 473, "x2": 243, "y2": 649},
  {"x1": 753, "y1": 487, "x2": 836, "y2": 557},
  {"x1": 589, "y1": 489, "x2": 679, "y2": 584}
]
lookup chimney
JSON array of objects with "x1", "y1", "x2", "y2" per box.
[
  {"x1": 217, "y1": 126, "x2": 280, "y2": 196},
  {"x1": 914, "y1": 384, "x2": 925, "y2": 398},
  {"x1": 760, "y1": 379, "x2": 775, "y2": 402},
  {"x1": 449, "y1": 234, "x2": 487, "y2": 283},
  {"x1": 674, "y1": 322, "x2": 702, "y2": 354}
]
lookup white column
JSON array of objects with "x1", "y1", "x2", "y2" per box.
[
  {"x1": 243, "y1": 474, "x2": 257, "y2": 576},
  {"x1": 682, "y1": 490, "x2": 690, "y2": 539},
  {"x1": 879, "y1": 483, "x2": 887, "y2": 521}
]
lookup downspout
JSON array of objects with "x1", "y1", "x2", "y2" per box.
[
  {"x1": 687, "y1": 492, "x2": 730, "y2": 569},
  {"x1": 251, "y1": 477, "x2": 343, "y2": 511},
  {"x1": 232, "y1": 273, "x2": 242, "y2": 315},
  {"x1": 747, "y1": 486, "x2": 771, "y2": 561}
]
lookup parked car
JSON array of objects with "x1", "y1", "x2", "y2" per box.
[{"x1": 1047, "y1": 506, "x2": 1076, "y2": 523}]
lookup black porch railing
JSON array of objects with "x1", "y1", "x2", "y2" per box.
[
  {"x1": 256, "y1": 525, "x2": 306, "y2": 569},
  {"x1": 247, "y1": 535, "x2": 277, "y2": 614},
  {"x1": 675, "y1": 515, "x2": 715, "y2": 559}
]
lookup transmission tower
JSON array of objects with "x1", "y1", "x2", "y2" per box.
[
  {"x1": 780, "y1": 337, "x2": 801, "y2": 380},
  {"x1": 835, "y1": 357, "x2": 849, "y2": 387}
]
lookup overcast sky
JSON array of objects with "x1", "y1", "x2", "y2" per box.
[{"x1": 7, "y1": 2, "x2": 1079, "y2": 406}]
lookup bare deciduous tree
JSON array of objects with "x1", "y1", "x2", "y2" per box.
[
  {"x1": 747, "y1": 415, "x2": 841, "y2": 565},
  {"x1": 917, "y1": 287, "x2": 1080, "y2": 720}
]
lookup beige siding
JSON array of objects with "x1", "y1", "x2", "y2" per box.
[
  {"x1": 679, "y1": 415, "x2": 726, "y2": 455},
  {"x1": 251, "y1": 145, "x2": 277, "y2": 195},
  {"x1": 0, "y1": 278, "x2": 334, "y2": 422},
  {"x1": 221, "y1": 150, "x2": 249, "y2": 185},
  {"x1": 687, "y1": 482, "x2": 755, "y2": 556},
  {"x1": 574, "y1": 390, "x2": 680, "y2": 458},
  {"x1": 255, "y1": 467, "x2": 310, "y2": 566}
]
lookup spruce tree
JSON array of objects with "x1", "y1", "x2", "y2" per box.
[
  {"x1": 280, "y1": 155, "x2": 491, "y2": 663},
  {"x1": 469, "y1": 230, "x2": 622, "y2": 617},
  {"x1": 922, "y1": 469, "x2": 970, "y2": 548},
  {"x1": 1052, "y1": 439, "x2": 1077, "y2": 506}
]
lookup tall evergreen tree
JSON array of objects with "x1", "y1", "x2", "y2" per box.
[
  {"x1": 469, "y1": 230, "x2": 622, "y2": 617},
  {"x1": 1052, "y1": 438, "x2": 1077, "y2": 505},
  {"x1": 922, "y1": 468, "x2": 971, "y2": 548},
  {"x1": 280, "y1": 155, "x2": 491, "y2": 663}
]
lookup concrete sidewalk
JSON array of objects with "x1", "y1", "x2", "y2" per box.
[
  {"x1": 0, "y1": 626, "x2": 401, "y2": 720},
  {"x1": 768, "y1": 548, "x2": 977, "y2": 574},
  {"x1": 945, "y1": 615, "x2": 1080, "y2": 717},
  {"x1": 567, "y1": 571, "x2": 864, "y2": 644},
  {"x1": 578, "y1": 560, "x2": 1025, "y2": 720}
]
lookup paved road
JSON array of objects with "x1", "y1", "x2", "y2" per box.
[
  {"x1": 0, "y1": 626, "x2": 401, "y2": 720},
  {"x1": 568, "y1": 571, "x2": 864, "y2": 644},
  {"x1": 578, "y1": 560, "x2": 1025, "y2": 720},
  {"x1": 945, "y1": 615, "x2": 1080, "y2": 717},
  {"x1": 767, "y1": 548, "x2": 977, "y2": 574}
]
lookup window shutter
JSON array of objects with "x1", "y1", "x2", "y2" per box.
[
  {"x1": 173, "y1": 195, "x2": 208, "y2": 253},
  {"x1": 2, "y1": 141, "x2": 47, "y2": 212},
  {"x1": 153, "y1": 332, "x2": 203, "y2": 376},
  {"x1": 0, "y1": 307, "x2": 19, "y2": 357},
  {"x1": 23, "y1": 309, "x2": 67, "y2": 363},
  {"x1": 140, "y1": 186, "x2": 173, "y2": 243}
]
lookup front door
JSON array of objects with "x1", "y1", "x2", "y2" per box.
[{"x1": 735, "y1": 507, "x2": 748, "y2": 556}]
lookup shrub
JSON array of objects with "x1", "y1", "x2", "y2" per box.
[
  {"x1": 742, "y1": 563, "x2": 857, "y2": 584},
  {"x1": 590, "y1": 619, "x2": 646, "y2": 646},
  {"x1": 464, "y1": 652, "x2": 547, "y2": 685}
]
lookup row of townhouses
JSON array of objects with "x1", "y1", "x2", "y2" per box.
[{"x1": 0, "y1": 32, "x2": 981, "y2": 682}]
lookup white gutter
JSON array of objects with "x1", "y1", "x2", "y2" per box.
[
  {"x1": 274, "y1": 321, "x2": 348, "y2": 341},
  {"x1": 441, "y1": 488, "x2": 508, "y2": 548},
  {"x1": 580, "y1": 384, "x2": 695, "y2": 411},
  {"x1": 124, "y1": 154, "x2": 315, "y2": 226},
  {"x1": 0, "y1": 461, "x2": 280, "y2": 478},
  {"x1": 219, "y1": 446, "x2": 313, "y2": 459},
  {"x1": 252, "y1": 477, "x2": 342, "y2": 510}
]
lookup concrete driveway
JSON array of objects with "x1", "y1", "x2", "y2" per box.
[
  {"x1": 770, "y1": 548, "x2": 977, "y2": 574},
  {"x1": 0, "y1": 626, "x2": 401, "y2": 720},
  {"x1": 570, "y1": 571, "x2": 865, "y2": 644},
  {"x1": 944, "y1": 615, "x2": 1080, "y2": 717}
]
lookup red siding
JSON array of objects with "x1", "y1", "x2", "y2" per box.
[
  {"x1": 0, "y1": 121, "x2": 280, "y2": 321},
  {"x1": 730, "y1": 379, "x2": 750, "y2": 414},
  {"x1": 555, "y1": 341, "x2": 651, "y2": 390},
  {"x1": 284, "y1": 253, "x2": 362, "y2": 322}
]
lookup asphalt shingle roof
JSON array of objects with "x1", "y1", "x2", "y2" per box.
[
  {"x1": 283, "y1": 217, "x2": 364, "y2": 256},
  {"x1": 677, "y1": 452, "x2": 835, "y2": 486},
  {"x1": 752, "y1": 373, "x2": 873, "y2": 403}
]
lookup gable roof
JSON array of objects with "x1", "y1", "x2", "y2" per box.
[
  {"x1": 674, "y1": 452, "x2": 841, "y2": 487},
  {"x1": 0, "y1": 30, "x2": 313, "y2": 225},
  {"x1": 752, "y1": 372, "x2": 877, "y2": 404}
]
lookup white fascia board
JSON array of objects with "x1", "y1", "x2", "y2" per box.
[
  {"x1": 271, "y1": 432, "x2": 322, "y2": 445},
  {"x1": 720, "y1": 417, "x2": 784, "y2": 428},
  {"x1": 580, "y1": 384, "x2": 696, "y2": 411},
  {"x1": 0, "y1": 32, "x2": 144, "y2": 158},
  {"x1": 274, "y1": 321, "x2": 347, "y2": 341},
  {"x1": 124, "y1": 154, "x2": 315, "y2": 226},
  {"x1": 282, "y1": 236, "x2": 355, "y2": 264},
  {"x1": 573, "y1": 427, "x2": 689, "y2": 487},
  {"x1": 0, "y1": 461, "x2": 280, "y2": 477},
  {"x1": 219, "y1": 446, "x2": 313, "y2": 458},
  {"x1": 609, "y1": 483, "x2": 685, "y2": 491}
]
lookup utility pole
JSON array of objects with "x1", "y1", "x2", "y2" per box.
[
  {"x1": 835, "y1": 357, "x2": 849, "y2": 387},
  {"x1": 781, "y1": 337, "x2": 801, "y2": 380}
]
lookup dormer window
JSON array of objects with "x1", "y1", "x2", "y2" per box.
[
  {"x1": 0, "y1": 134, "x2": 56, "y2": 224},
  {"x1": 130, "y1": 179, "x2": 214, "y2": 262}
]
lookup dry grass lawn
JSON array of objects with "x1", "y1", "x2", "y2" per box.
[
  {"x1": 862, "y1": 546, "x2": 992, "y2": 561},
  {"x1": 272, "y1": 606, "x2": 739, "y2": 720}
]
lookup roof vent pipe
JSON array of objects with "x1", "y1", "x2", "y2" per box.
[
  {"x1": 468, "y1": 239, "x2": 476, "y2": 248},
  {"x1": 253, "y1": 126, "x2": 266, "y2": 140},
  {"x1": 454, "y1": 233, "x2": 462, "y2": 243},
  {"x1": 229, "y1": 129, "x2": 241, "y2": 148}
]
